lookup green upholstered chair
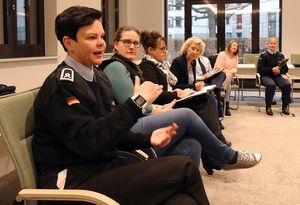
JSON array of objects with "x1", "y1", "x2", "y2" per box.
[
  {"x1": 291, "y1": 53, "x2": 300, "y2": 67},
  {"x1": 243, "y1": 53, "x2": 260, "y2": 64},
  {"x1": 0, "y1": 88, "x2": 120, "y2": 205}
]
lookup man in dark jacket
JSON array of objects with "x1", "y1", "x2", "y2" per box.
[
  {"x1": 257, "y1": 37, "x2": 291, "y2": 116},
  {"x1": 32, "y1": 5, "x2": 210, "y2": 205}
]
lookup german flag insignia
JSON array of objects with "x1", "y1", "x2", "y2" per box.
[{"x1": 67, "y1": 97, "x2": 80, "y2": 106}]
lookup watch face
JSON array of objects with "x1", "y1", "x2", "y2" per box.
[{"x1": 134, "y1": 95, "x2": 147, "y2": 107}]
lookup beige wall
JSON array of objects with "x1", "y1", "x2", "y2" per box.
[
  {"x1": 282, "y1": 0, "x2": 300, "y2": 59},
  {"x1": 119, "y1": 0, "x2": 164, "y2": 35},
  {"x1": 0, "y1": 0, "x2": 299, "y2": 92}
]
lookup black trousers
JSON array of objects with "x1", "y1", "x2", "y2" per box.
[
  {"x1": 40, "y1": 156, "x2": 209, "y2": 205},
  {"x1": 204, "y1": 72, "x2": 226, "y2": 117},
  {"x1": 204, "y1": 71, "x2": 226, "y2": 89},
  {"x1": 261, "y1": 75, "x2": 291, "y2": 106}
]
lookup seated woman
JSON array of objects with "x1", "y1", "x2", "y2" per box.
[
  {"x1": 257, "y1": 37, "x2": 291, "y2": 116},
  {"x1": 138, "y1": 31, "x2": 235, "y2": 173},
  {"x1": 194, "y1": 37, "x2": 226, "y2": 117},
  {"x1": 168, "y1": 36, "x2": 225, "y2": 118},
  {"x1": 100, "y1": 26, "x2": 262, "y2": 174},
  {"x1": 214, "y1": 40, "x2": 240, "y2": 116}
]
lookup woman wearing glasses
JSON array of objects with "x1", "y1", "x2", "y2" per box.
[
  {"x1": 100, "y1": 26, "x2": 262, "y2": 175},
  {"x1": 139, "y1": 31, "x2": 235, "y2": 174}
]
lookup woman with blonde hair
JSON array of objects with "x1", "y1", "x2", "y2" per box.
[
  {"x1": 170, "y1": 37, "x2": 206, "y2": 91},
  {"x1": 170, "y1": 36, "x2": 226, "y2": 118},
  {"x1": 214, "y1": 40, "x2": 239, "y2": 116}
]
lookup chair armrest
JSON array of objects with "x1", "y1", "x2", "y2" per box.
[
  {"x1": 119, "y1": 148, "x2": 157, "y2": 162},
  {"x1": 131, "y1": 149, "x2": 149, "y2": 160},
  {"x1": 282, "y1": 73, "x2": 293, "y2": 83},
  {"x1": 255, "y1": 73, "x2": 261, "y2": 87},
  {"x1": 16, "y1": 189, "x2": 119, "y2": 205},
  {"x1": 285, "y1": 73, "x2": 291, "y2": 78}
]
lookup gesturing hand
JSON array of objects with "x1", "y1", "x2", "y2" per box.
[
  {"x1": 133, "y1": 76, "x2": 163, "y2": 105},
  {"x1": 150, "y1": 123, "x2": 178, "y2": 148}
]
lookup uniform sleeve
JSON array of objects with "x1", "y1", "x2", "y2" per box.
[
  {"x1": 257, "y1": 53, "x2": 273, "y2": 76},
  {"x1": 103, "y1": 61, "x2": 134, "y2": 104},
  {"x1": 42, "y1": 84, "x2": 151, "y2": 159}
]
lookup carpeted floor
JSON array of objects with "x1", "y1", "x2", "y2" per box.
[{"x1": 200, "y1": 103, "x2": 300, "y2": 205}]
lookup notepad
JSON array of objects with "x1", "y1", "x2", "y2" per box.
[
  {"x1": 176, "y1": 85, "x2": 216, "y2": 103},
  {"x1": 278, "y1": 58, "x2": 289, "y2": 68}
]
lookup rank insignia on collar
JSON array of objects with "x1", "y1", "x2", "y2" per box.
[
  {"x1": 60, "y1": 68, "x2": 74, "y2": 82},
  {"x1": 67, "y1": 97, "x2": 80, "y2": 106}
]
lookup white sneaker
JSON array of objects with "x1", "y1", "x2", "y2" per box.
[{"x1": 223, "y1": 151, "x2": 262, "y2": 170}]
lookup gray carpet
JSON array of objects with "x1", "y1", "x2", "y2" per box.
[{"x1": 201, "y1": 104, "x2": 300, "y2": 205}]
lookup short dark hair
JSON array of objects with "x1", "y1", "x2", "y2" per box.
[
  {"x1": 140, "y1": 31, "x2": 166, "y2": 54},
  {"x1": 55, "y1": 6, "x2": 103, "y2": 51}
]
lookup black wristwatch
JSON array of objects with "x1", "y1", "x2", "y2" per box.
[{"x1": 131, "y1": 94, "x2": 147, "y2": 109}]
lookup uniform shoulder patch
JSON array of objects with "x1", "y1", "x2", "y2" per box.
[{"x1": 60, "y1": 68, "x2": 74, "y2": 82}]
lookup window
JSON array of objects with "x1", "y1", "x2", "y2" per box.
[
  {"x1": 168, "y1": 0, "x2": 173, "y2": 11},
  {"x1": 226, "y1": 18, "x2": 230, "y2": 25},
  {"x1": 259, "y1": 0, "x2": 280, "y2": 52},
  {"x1": 0, "y1": 0, "x2": 44, "y2": 58},
  {"x1": 175, "y1": 0, "x2": 183, "y2": 10},
  {"x1": 236, "y1": 14, "x2": 242, "y2": 29},
  {"x1": 175, "y1": 16, "x2": 182, "y2": 27},
  {"x1": 268, "y1": 12, "x2": 277, "y2": 37},
  {"x1": 166, "y1": 0, "x2": 281, "y2": 60},
  {"x1": 226, "y1": 32, "x2": 232, "y2": 38}
]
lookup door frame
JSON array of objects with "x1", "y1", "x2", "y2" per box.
[{"x1": 185, "y1": 0, "x2": 260, "y2": 53}]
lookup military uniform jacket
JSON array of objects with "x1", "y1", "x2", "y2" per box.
[
  {"x1": 257, "y1": 51, "x2": 289, "y2": 78},
  {"x1": 32, "y1": 62, "x2": 151, "y2": 188}
]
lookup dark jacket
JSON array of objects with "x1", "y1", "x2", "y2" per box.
[
  {"x1": 139, "y1": 59, "x2": 179, "y2": 105},
  {"x1": 257, "y1": 51, "x2": 289, "y2": 77},
  {"x1": 33, "y1": 62, "x2": 151, "y2": 188},
  {"x1": 170, "y1": 54, "x2": 197, "y2": 90}
]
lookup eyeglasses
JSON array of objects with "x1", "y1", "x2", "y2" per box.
[
  {"x1": 157, "y1": 46, "x2": 168, "y2": 52},
  {"x1": 119, "y1": 39, "x2": 141, "y2": 48}
]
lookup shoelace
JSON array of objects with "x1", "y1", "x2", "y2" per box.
[{"x1": 238, "y1": 152, "x2": 256, "y2": 162}]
